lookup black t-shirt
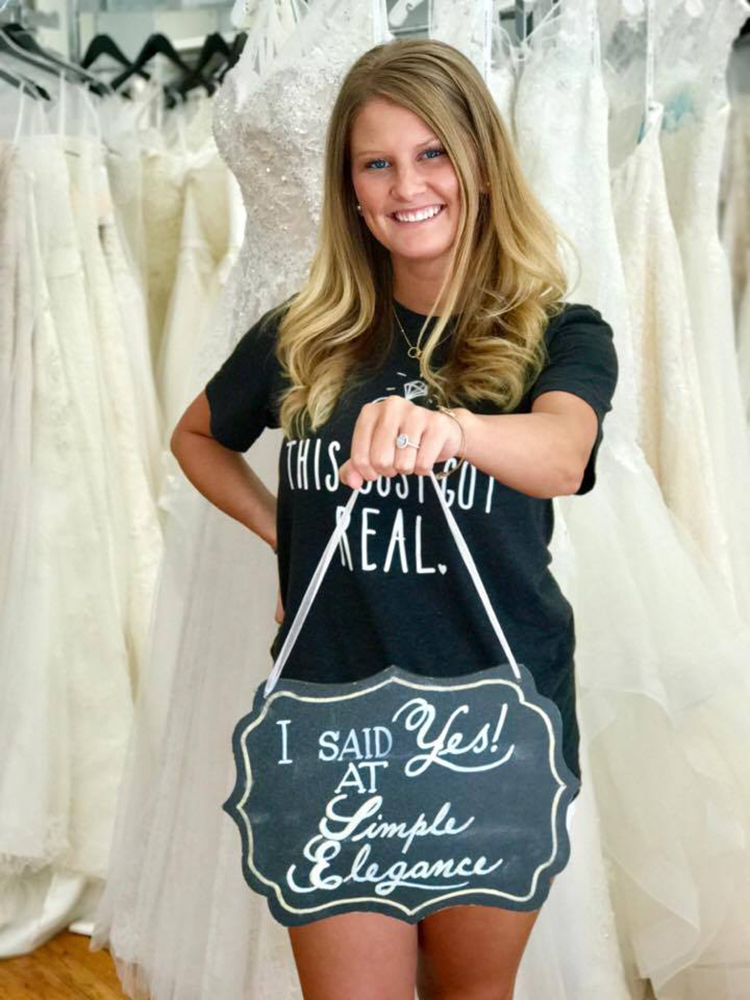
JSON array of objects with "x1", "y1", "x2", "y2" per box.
[{"x1": 205, "y1": 299, "x2": 618, "y2": 781}]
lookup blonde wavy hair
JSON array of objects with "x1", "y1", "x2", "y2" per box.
[{"x1": 271, "y1": 37, "x2": 575, "y2": 440}]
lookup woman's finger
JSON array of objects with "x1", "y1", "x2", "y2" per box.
[
  {"x1": 347, "y1": 401, "x2": 382, "y2": 484},
  {"x1": 338, "y1": 458, "x2": 363, "y2": 489},
  {"x1": 413, "y1": 412, "x2": 453, "y2": 475},
  {"x1": 340, "y1": 401, "x2": 460, "y2": 485},
  {"x1": 368, "y1": 396, "x2": 412, "y2": 476},
  {"x1": 390, "y1": 406, "x2": 430, "y2": 476}
]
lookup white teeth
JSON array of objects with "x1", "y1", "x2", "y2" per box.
[{"x1": 393, "y1": 205, "x2": 443, "y2": 223}]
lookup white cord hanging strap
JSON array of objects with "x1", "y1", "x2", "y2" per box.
[
  {"x1": 263, "y1": 471, "x2": 521, "y2": 697},
  {"x1": 428, "y1": 470, "x2": 521, "y2": 681}
]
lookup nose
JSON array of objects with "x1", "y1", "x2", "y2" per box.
[{"x1": 390, "y1": 162, "x2": 427, "y2": 203}]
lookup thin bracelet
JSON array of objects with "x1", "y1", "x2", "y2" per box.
[{"x1": 435, "y1": 405, "x2": 467, "y2": 481}]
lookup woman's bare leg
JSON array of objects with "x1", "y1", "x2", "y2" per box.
[
  {"x1": 416, "y1": 904, "x2": 542, "y2": 1000},
  {"x1": 288, "y1": 910, "x2": 418, "y2": 1000}
]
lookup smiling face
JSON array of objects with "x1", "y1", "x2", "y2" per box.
[{"x1": 349, "y1": 97, "x2": 461, "y2": 275}]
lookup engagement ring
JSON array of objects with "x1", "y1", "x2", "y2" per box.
[{"x1": 395, "y1": 433, "x2": 420, "y2": 450}]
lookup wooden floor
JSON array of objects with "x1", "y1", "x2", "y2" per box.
[
  {"x1": 0, "y1": 931, "x2": 128, "y2": 1000},
  {"x1": 0, "y1": 930, "x2": 658, "y2": 1000}
]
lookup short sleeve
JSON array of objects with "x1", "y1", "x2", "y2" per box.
[
  {"x1": 529, "y1": 303, "x2": 619, "y2": 495},
  {"x1": 204, "y1": 307, "x2": 286, "y2": 452}
]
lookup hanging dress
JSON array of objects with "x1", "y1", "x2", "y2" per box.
[
  {"x1": 659, "y1": 0, "x2": 750, "y2": 620},
  {"x1": 611, "y1": 101, "x2": 731, "y2": 596},
  {"x1": 0, "y1": 84, "x2": 135, "y2": 955},
  {"x1": 157, "y1": 126, "x2": 231, "y2": 438},
  {"x1": 515, "y1": 1, "x2": 750, "y2": 996}
]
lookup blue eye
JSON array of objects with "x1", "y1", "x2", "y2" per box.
[{"x1": 363, "y1": 148, "x2": 446, "y2": 171}]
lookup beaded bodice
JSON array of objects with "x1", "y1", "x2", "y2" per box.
[{"x1": 201, "y1": 0, "x2": 388, "y2": 382}]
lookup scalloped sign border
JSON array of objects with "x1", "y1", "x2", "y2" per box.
[{"x1": 223, "y1": 664, "x2": 580, "y2": 926}]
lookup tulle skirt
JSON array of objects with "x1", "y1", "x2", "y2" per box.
[{"x1": 559, "y1": 441, "x2": 750, "y2": 998}]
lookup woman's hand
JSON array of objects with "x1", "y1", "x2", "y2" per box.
[{"x1": 338, "y1": 397, "x2": 464, "y2": 489}]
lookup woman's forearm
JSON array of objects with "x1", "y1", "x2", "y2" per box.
[
  {"x1": 171, "y1": 429, "x2": 278, "y2": 549},
  {"x1": 452, "y1": 408, "x2": 584, "y2": 499}
]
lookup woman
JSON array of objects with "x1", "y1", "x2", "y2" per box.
[{"x1": 171, "y1": 37, "x2": 617, "y2": 1000}]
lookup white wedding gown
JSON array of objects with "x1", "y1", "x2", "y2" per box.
[
  {"x1": 0, "y1": 80, "x2": 166, "y2": 955},
  {"x1": 0, "y1": 91, "x2": 136, "y2": 952},
  {"x1": 0, "y1": 102, "x2": 30, "y2": 634},
  {"x1": 91, "y1": 2, "x2": 750, "y2": 999},
  {"x1": 611, "y1": 99, "x2": 730, "y2": 596},
  {"x1": 97, "y1": 88, "x2": 165, "y2": 502},
  {"x1": 157, "y1": 122, "x2": 233, "y2": 439},
  {"x1": 658, "y1": 0, "x2": 750, "y2": 621},
  {"x1": 515, "y1": 2, "x2": 750, "y2": 997}
]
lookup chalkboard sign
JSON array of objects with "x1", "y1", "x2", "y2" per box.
[{"x1": 223, "y1": 662, "x2": 580, "y2": 926}]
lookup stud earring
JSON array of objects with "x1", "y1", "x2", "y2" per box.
[{"x1": 356, "y1": 204, "x2": 363, "y2": 213}]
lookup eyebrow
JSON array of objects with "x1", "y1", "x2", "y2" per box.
[{"x1": 353, "y1": 136, "x2": 441, "y2": 159}]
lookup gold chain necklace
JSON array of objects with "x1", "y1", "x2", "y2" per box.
[{"x1": 393, "y1": 306, "x2": 425, "y2": 360}]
